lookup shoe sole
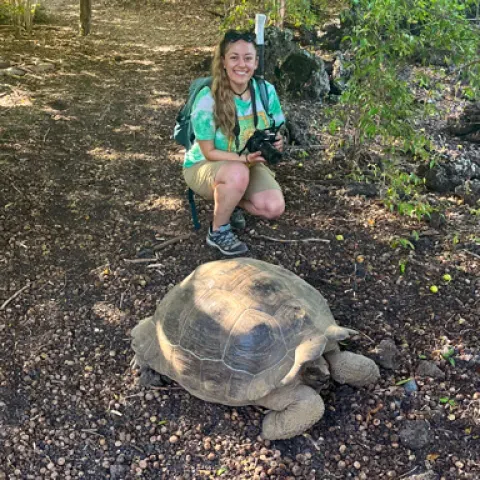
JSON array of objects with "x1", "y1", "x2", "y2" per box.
[{"x1": 206, "y1": 237, "x2": 248, "y2": 256}]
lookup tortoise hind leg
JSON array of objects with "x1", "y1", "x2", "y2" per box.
[
  {"x1": 256, "y1": 384, "x2": 325, "y2": 440},
  {"x1": 139, "y1": 366, "x2": 173, "y2": 387}
]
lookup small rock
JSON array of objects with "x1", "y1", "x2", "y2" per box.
[
  {"x1": 346, "y1": 182, "x2": 379, "y2": 198},
  {"x1": 109, "y1": 465, "x2": 127, "y2": 480},
  {"x1": 399, "y1": 421, "x2": 431, "y2": 450},
  {"x1": 403, "y1": 379, "x2": 418, "y2": 394},
  {"x1": 416, "y1": 361, "x2": 445, "y2": 379},
  {"x1": 0, "y1": 58, "x2": 10, "y2": 69},
  {"x1": 292, "y1": 465, "x2": 302, "y2": 476},
  {"x1": 57, "y1": 458, "x2": 65, "y2": 466},
  {"x1": 5, "y1": 67, "x2": 27, "y2": 77},
  {"x1": 33, "y1": 62, "x2": 55, "y2": 73},
  {"x1": 375, "y1": 339, "x2": 402, "y2": 370}
]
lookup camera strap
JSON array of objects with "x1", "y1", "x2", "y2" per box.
[{"x1": 235, "y1": 80, "x2": 259, "y2": 154}]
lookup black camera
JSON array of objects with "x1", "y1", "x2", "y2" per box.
[{"x1": 245, "y1": 125, "x2": 283, "y2": 165}]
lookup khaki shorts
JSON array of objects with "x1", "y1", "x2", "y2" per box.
[{"x1": 183, "y1": 161, "x2": 281, "y2": 201}]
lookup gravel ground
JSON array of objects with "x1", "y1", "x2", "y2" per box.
[{"x1": 0, "y1": 1, "x2": 479, "y2": 479}]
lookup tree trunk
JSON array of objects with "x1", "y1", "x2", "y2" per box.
[
  {"x1": 10, "y1": 0, "x2": 22, "y2": 37},
  {"x1": 79, "y1": 0, "x2": 92, "y2": 36},
  {"x1": 24, "y1": 0, "x2": 32, "y2": 34}
]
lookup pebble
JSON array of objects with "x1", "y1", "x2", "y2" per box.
[
  {"x1": 57, "y1": 458, "x2": 65, "y2": 466},
  {"x1": 375, "y1": 339, "x2": 402, "y2": 370},
  {"x1": 403, "y1": 379, "x2": 419, "y2": 394},
  {"x1": 169, "y1": 435, "x2": 179, "y2": 444}
]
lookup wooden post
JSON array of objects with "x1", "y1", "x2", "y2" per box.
[
  {"x1": 278, "y1": 0, "x2": 285, "y2": 29},
  {"x1": 79, "y1": 0, "x2": 92, "y2": 36}
]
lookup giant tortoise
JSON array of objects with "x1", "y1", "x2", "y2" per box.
[{"x1": 131, "y1": 258, "x2": 379, "y2": 440}]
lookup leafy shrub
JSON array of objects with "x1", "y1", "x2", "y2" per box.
[
  {"x1": 0, "y1": 1, "x2": 13, "y2": 24},
  {"x1": 0, "y1": 1, "x2": 49, "y2": 27},
  {"x1": 336, "y1": 0, "x2": 479, "y2": 218},
  {"x1": 221, "y1": 0, "x2": 331, "y2": 30}
]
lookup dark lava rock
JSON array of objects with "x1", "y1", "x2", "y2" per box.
[
  {"x1": 418, "y1": 156, "x2": 480, "y2": 195},
  {"x1": 374, "y1": 339, "x2": 402, "y2": 370},
  {"x1": 346, "y1": 182, "x2": 379, "y2": 198},
  {"x1": 264, "y1": 27, "x2": 330, "y2": 100},
  {"x1": 416, "y1": 360, "x2": 445, "y2": 380},
  {"x1": 399, "y1": 421, "x2": 432, "y2": 450}
]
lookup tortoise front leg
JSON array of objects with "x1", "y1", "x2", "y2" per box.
[{"x1": 256, "y1": 384, "x2": 325, "y2": 440}]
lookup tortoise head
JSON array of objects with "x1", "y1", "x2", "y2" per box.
[
  {"x1": 301, "y1": 356, "x2": 331, "y2": 390},
  {"x1": 280, "y1": 325, "x2": 357, "y2": 386}
]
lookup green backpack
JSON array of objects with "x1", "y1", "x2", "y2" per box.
[{"x1": 173, "y1": 76, "x2": 271, "y2": 151}]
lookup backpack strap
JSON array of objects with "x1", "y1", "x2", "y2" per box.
[{"x1": 255, "y1": 77, "x2": 274, "y2": 127}]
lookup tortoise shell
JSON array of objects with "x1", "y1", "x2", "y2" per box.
[{"x1": 131, "y1": 258, "x2": 339, "y2": 406}]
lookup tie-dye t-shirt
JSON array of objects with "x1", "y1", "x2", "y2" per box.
[{"x1": 183, "y1": 78, "x2": 285, "y2": 168}]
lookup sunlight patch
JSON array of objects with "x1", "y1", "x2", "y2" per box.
[
  {"x1": 0, "y1": 91, "x2": 33, "y2": 108},
  {"x1": 92, "y1": 301, "x2": 126, "y2": 325},
  {"x1": 137, "y1": 195, "x2": 184, "y2": 212},
  {"x1": 113, "y1": 124, "x2": 144, "y2": 134},
  {"x1": 87, "y1": 148, "x2": 153, "y2": 162}
]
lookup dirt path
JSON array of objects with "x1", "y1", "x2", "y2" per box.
[{"x1": 0, "y1": 1, "x2": 479, "y2": 479}]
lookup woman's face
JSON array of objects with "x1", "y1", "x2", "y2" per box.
[{"x1": 222, "y1": 40, "x2": 258, "y2": 90}]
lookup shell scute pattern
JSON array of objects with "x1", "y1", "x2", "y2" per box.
[
  {"x1": 178, "y1": 289, "x2": 245, "y2": 360},
  {"x1": 223, "y1": 309, "x2": 286, "y2": 375},
  {"x1": 246, "y1": 355, "x2": 293, "y2": 401},
  {"x1": 137, "y1": 258, "x2": 342, "y2": 405},
  {"x1": 226, "y1": 369, "x2": 254, "y2": 401}
]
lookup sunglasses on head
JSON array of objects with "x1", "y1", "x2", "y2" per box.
[{"x1": 224, "y1": 30, "x2": 256, "y2": 44}]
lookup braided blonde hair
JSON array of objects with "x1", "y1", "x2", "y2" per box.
[{"x1": 211, "y1": 35, "x2": 257, "y2": 138}]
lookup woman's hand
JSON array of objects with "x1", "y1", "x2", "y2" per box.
[
  {"x1": 273, "y1": 134, "x2": 284, "y2": 152},
  {"x1": 244, "y1": 151, "x2": 266, "y2": 165}
]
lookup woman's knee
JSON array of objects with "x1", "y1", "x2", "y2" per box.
[
  {"x1": 263, "y1": 198, "x2": 285, "y2": 219},
  {"x1": 253, "y1": 195, "x2": 285, "y2": 219},
  {"x1": 215, "y1": 163, "x2": 250, "y2": 192}
]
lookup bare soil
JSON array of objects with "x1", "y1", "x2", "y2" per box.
[{"x1": 0, "y1": 1, "x2": 479, "y2": 479}]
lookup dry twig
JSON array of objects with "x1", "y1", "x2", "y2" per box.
[
  {"x1": 153, "y1": 233, "x2": 192, "y2": 251},
  {"x1": 463, "y1": 249, "x2": 480, "y2": 260},
  {"x1": 253, "y1": 233, "x2": 330, "y2": 244},
  {"x1": 124, "y1": 257, "x2": 158, "y2": 264},
  {"x1": 0, "y1": 284, "x2": 30, "y2": 311}
]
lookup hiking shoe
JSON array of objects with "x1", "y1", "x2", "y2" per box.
[
  {"x1": 230, "y1": 207, "x2": 246, "y2": 230},
  {"x1": 206, "y1": 223, "x2": 248, "y2": 256}
]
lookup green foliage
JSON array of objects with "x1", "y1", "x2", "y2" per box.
[
  {"x1": 391, "y1": 236, "x2": 415, "y2": 251},
  {"x1": 221, "y1": 0, "x2": 329, "y2": 30},
  {"x1": 33, "y1": 3, "x2": 49, "y2": 24},
  {"x1": 0, "y1": 1, "x2": 14, "y2": 24},
  {"x1": 341, "y1": 0, "x2": 479, "y2": 141},
  {"x1": 384, "y1": 170, "x2": 434, "y2": 219},
  {"x1": 334, "y1": 1, "x2": 479, "y2": 220},
  {"x1": 398, "y1": 258, "x2": 408, "y2": 274},
  {"x1": 0, "y1": 1, "x2": 49, "y2": 27}
]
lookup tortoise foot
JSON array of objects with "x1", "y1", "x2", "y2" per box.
[
  {"x1": 139, "y1": 367, "x2": 172, "y2": 387},
  {"x1": 325, "y1": 351, "x2": 380, "y2": 388},
  {"x1": 258, "y1": 385, "x2": 325, "y2": 440}
]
